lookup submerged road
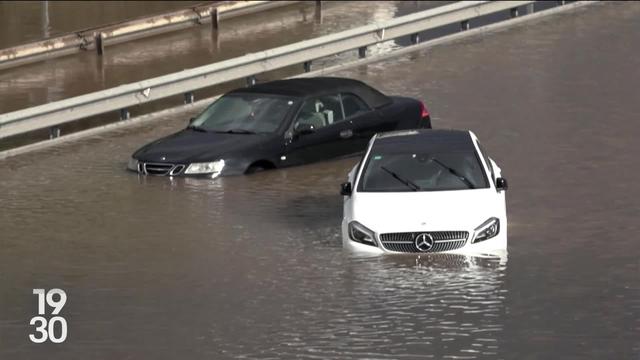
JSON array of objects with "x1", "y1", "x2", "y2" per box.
[{"x1": 1, "y1": 2, "x2": 639, "y2": 359}]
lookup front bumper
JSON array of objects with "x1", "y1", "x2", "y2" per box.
[
  {"x1": 127, "y1": 161, "x2": 222, "y2": 178},
  {"x1": 341, "y1": 221, "x2": 507, "y2": 256}
]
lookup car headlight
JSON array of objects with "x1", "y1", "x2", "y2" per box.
[
  {"x1": 184, "y1": 159, "x2": 225, "y2": 175},
  {"x1": 472, "y1": 217, "x2": 500, "y2": 243},
  {"x1": 348, "y1": 221, "x2": 377, "y2": 246},
  {"x1": 127, "y1": 157, "x2": 139, "y2": 172}
]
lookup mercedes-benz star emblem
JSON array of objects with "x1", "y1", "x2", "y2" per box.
[{"x1": 414, "y1": 233, "x2": 434, "y2": 252}]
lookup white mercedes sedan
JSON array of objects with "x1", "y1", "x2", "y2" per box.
[{"x1": 341, "y1": 129, "x2": 508, "y2": 255}]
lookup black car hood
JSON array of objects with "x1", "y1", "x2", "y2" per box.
[{"x1": 133, "y1": 129, "x2": 271, "y2": 163}]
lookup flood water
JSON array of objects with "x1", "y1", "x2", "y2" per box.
[
  {"x1": 0, "y1": 1, "x2": 202, "y2": 48},
  {"x1": 0, "y1": 1, "x2": 448, "y2": 114},
  {"x1": 1, "y1": 2, "x2": 639, "y2": 359}
]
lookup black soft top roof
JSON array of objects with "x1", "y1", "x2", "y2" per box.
[
  {"x1": 229, "y1": 77, "x2": 392, "y2": 108},
  {"x1": 373, "y1": 130, "x2": 475, "y2": 153}
]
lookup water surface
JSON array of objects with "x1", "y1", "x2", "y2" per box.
[{"x1": 1, "y1": 2, "x2": 639, "y2": 359}]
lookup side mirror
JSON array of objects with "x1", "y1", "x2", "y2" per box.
[
  {"x1": 340, "y1": 182, "x2": 352, "y2": 196},
  {"x1": 294, "y1": 122, "x2": 316, "y2": 136},
  {"x1": 496, "y1": 177, "x2": 508, "y2": 191}
]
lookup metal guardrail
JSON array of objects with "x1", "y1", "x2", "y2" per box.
[
  {"x1": 0, "y1": 0, "x2": 545, "y2": 141},
  {"x1": 0, "y1": 1, "x2": 302, "y2": 70}
]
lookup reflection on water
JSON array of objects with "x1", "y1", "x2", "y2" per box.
[
  {"x1": 0, "y1": 1, "x2": 202, "y2": 48},
  {"x1": 320, "y1": 254, "x2": 509, "y2": 358},
  {"x1": 222, "y1": 253, "x2": 508, "y2": 359},
  {"x1": 1, "y1": 2, "x2": 640, "y2": 359}
]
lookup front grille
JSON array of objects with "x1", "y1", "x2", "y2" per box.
[
  {"x1": 379, "y1": 231, "x2": 469, "y2": 253},
  {"x1": 141, "y1": 162, "x2": 185, "y2": 176}
]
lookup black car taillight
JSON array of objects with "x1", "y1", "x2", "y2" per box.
[
  {"x1": 419, "y1": 101, "x2": 431, "y2": 128},
  {"x1": 420, "y1": 101, "x2": 430, "y2": 118}
]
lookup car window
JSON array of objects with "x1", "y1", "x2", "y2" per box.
[
  {"x1": 294, "y1": 94, "x2": 344, "y2": 130},
  {"x1": 191, "y1": 93, "x2": 295, "y2": 133},
  {"x1": 341, "y1": 93, "x2": 370, "y2": 118},
  {"x1": 477, "y1": 142, "x2": 495, "y2": 180},
  {"x1": 357, "y1": 150, "x2": 489, "y2": 192}
]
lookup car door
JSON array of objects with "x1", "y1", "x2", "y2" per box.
[
  {"x1": 340, "y1": 92, "x2": 389, "y2": 154},
  {"x1": 282, "y1": 94, "x2": 350, "y2": 165}
]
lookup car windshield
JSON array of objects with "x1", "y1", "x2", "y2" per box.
[
  {"x1": 190, "y1": 93, "x2": 295, "y2": 133},
  {"x1": 358, "y1": 150, "x2": 488, "y2": 192}
]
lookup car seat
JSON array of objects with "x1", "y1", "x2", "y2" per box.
[{"x1": 297, "y1": 109, "x2": 326, "y2": 129}]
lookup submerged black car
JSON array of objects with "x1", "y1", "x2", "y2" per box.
[{"x1": 128, "y1": 77, "x2": 431, "y2": 177}]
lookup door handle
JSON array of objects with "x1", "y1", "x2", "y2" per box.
[{"x1": 339, "y1": 129, "x2": 353, "y2": 139}]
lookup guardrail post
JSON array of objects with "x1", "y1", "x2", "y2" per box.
[
  {"x1": 120, "y1": 109, "x2": 130, "y2": 121},
  {"x1": 358, "y1": 46, "x2": 367, "y2": 59},
  {"x1": 315, "y1": 0, "x2": 322, "y2": 19},
  {"x1": 557, "y1": 0, "x2": 565, "y2": 5},
  {"x1": 510, "y1": 7, "x2": 519, "y2": 18},
  {"x1": 184, "y1": 92, "x2": 194, "y2": 104},
  {"x1": 246, "y1": 76, "x2": 256, "y2": 87},
  {"x1": 410, "y1": 33, "x2": 420, "y2": 45},
  {"x1": 211, "y1": 8, "x2": 219, "y2": 31},
  {"x1": 95, "y1": 33, "x2": 105, "y2": 55},
  {"x1": 303, "y1": 61, "x2": 312, "y2": 73},
  {"x1": 49, "y1": 127, "x2": 60, "y2": 139},
  {"x1": 460, "y1": 20, "x2": 470, "y2": 31},
  {"x1": 526, "y1": 3, "x2": 534, "y2": 14}
]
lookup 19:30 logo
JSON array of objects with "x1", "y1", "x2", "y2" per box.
[{"x1": 29, "y1": 289, "x2": 67, "y2": 344}]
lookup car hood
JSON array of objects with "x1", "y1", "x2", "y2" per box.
[
  {"x1": 133, "y1": 129, "x2": 271, "y2": 163},
  {"x1": 351, "y1": 189, "x2": 505, "y2": 233}
]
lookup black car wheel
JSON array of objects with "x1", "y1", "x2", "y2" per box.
[{"x1": 245, "y1": 166, "x2": 265, "y2": 174}]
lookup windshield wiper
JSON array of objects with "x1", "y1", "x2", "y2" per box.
[
  {"x1": 428, "y1": 157, "x2": 476, "y2": 189},
  {"x1": 380, "y1": 166, "x2": 420, "y2": 191},
  {"x1": 224, "y1": 129, "x2": 256, "y2": 134},
  {"x1": 187, "y1": 125, "x2": 207, "y2": 132}
]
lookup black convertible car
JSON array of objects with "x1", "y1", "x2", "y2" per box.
[{"x1": 127, "y1": 77, "x2": 431, "y2": 177}]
